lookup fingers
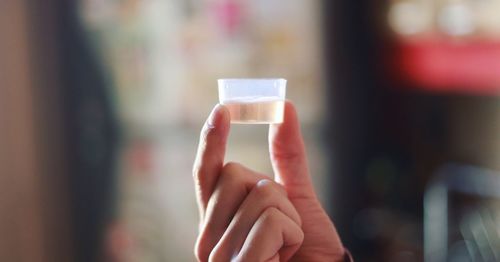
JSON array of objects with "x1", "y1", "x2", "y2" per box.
[
  {"x1": 195, "y1": 162, "x2": 267, "y2": 262},
  {"x1": 193, "y1": 104, "x2": 230, "y2": 217},
  {"x1": 221, "y1": 207, "x2": 304, "y2": 262},
  {"x1": 210, "y1": 179, "x2": 302, "y2": 260},
  {"x1": 268, "y1": 101, "x2": 315, "y2": 199}
]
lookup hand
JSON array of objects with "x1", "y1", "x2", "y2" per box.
[{"x1": 193, "y1": 102, "x2": 346, "y2": 261}]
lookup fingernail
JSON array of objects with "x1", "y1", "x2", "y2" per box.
[{"x1": 207, "y1": 104, "x2": 222, "y2": 128}]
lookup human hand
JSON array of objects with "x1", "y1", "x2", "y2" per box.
[{"x1": 193, "y1": 102, "x2": 346, "y2": 261}]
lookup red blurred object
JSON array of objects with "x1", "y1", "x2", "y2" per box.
[
  {"x1": 128, "y1": 141, "x2": 154, "y2": 175},
  {"x1": 391, "y1": 38, "x2": 500, "y2": 95},
  {"x1": 212, "y1": 0, "x2": 243, "y2": 35}
]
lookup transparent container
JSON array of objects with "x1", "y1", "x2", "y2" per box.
[{"x1": 218, "y1": 78, "x2": 287, "y2": 124}]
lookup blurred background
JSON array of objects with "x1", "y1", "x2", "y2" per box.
[{"x1": 1, "y1": 0, "x2": 499, "y2": 261}]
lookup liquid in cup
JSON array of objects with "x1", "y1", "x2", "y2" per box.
[
  {"x1": 222, "y1": 97, "x2": 285, "y2": 124},
  {"x1": 218, "y1": 79, "x2": 286, "y2": 124}
]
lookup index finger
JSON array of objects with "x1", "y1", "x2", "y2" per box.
[{"x1": 193, "y1": 104, "x2": 230, "y2": 217}]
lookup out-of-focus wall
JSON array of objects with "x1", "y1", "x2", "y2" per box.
[
  {"x1": 79, "y1": 0, "x2": 326, "y2": 260},
  {"x1": 0, "y1": 2, "x2": 44, "y2": 261},
  {"x1": 0, "y1": 1, "x2": 72, "y2": 261}
]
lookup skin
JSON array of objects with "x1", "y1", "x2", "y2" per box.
[{"x1": 193, "y1": 101, "x2": 345, "y2": 262}]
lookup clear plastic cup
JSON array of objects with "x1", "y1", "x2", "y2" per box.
[{"x1": 218, "y1": 78, "x2": 287, "y2": 124}]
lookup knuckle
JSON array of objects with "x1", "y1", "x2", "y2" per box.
[
  {"x1": 234, "y1": 253, "x2": 251, "y2": 262},
  {"x1": 192, "y1": 166, "x2": 207, "y2": 194},
  {"x1": 194, "y1": 234, "x2": 210, "y2": 262},
  {"x1": 222, "y1": 161, "x2": 242, "y2": 174},
  {"x1": 192, "y1": 159, "x2": 207, "y2": 184},
  {"x1": 208, "y1": 244, "x2": 227, "y2": 262},
  {"x1": 262, "y1": 207, "x2": 282, "y2": 226},
  {"x1": 254, "y1": 179, "x2": 276, "y2": 199},
  {"x1": 219, "y1": 162, "x2": 243, "y2": 184},
  {"x1": 192, "y1": 164, "x2": 202, "y2": 181},
  {"x1": 255, "y1": 179, "x2": 286, "y2": 199},
  {"x1": 200, "y1": 123, "x2": 216, "y2": 141},
  {"x1": 192, "y1": 165, "x2": 199, "y2": 178},
  {"x1": 291, "y1": 227, "x2": 305, "y2": 247},
  {"x1": 298, "y1": 228, "x2": 305, "y2": 242}
]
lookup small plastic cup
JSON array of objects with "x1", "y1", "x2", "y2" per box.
[{"x1": 218, "y1": 78, "x2": 287, "y2": 124}]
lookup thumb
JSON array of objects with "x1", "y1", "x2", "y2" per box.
[{"x1": 269, "y1": 101, "x2": 315, "y2": 199}]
